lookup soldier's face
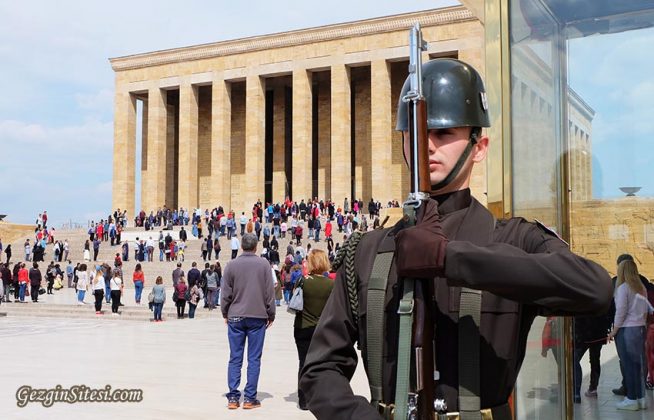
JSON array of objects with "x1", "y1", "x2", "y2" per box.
[{"x1": 402, "y1": 127, "x2": 489, "y2": 194}]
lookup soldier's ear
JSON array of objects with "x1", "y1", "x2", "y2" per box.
[{"x1": 472, "y1": 135, "x2": 489, "y2": 163}]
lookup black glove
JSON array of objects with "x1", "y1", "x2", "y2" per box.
[{"x1": 395, "y1": 199, "x2": 448, "y2": 278}]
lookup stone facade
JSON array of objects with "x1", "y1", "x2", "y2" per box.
[{"x1": 110, "y1": 6, "x2": 484, "y2": 216}]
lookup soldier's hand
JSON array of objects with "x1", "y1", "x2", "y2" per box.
[{"x1": 395, "y1": 199, "x2": 448, "y2": 279}]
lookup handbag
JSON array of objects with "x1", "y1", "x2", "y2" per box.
[
  {"x1": 287, "y1": 278, "x2": 304, "y2": 314},
  {"x1": 148, "y1": 291, "x2": 155, "y2": 303}
]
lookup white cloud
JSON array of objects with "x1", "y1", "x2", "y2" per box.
[
  {"x1": 75, "y1": 89, "x2": 114, "y2": 112},
  {"x1": 0, "y1": 118, "x2": 112, "y2": 149}
]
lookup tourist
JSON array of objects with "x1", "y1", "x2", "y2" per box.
[
  {"x1": 188, "y1": 281, "x2": 203, "y2": 319},
  {"x1": 92, "y1": 265, "x2": 105, "y2": 315},
  {"x1": 174, "y1": 276, "x2": 188, "y2": 319},
  {"x1": 205, "y1": 265, "x2": 219, "y2": 310},
  {"x1": 3, "y1": 244, "x2": 10, "y2": 265},
  {"x1": 221, "y1": 233, "x2": 275, "y2": 410},
  {"x1": 172, "y1": 262, "x2": 183, "y2": 288},
  {"x1": 76, "y1": 264, "x2": 88, "y2": 305},
  {"x1": 133, "y1": 263, "x2": 145, "y2": 305},
  {"x1": 110, "y1": 268, "x2": 123, "y2": 315},
  {"x1": 230, "y1": 235, "x2": 240, "y2": 260},
  {"x1": 293, "y1": 250, "x2": 333, "y2": 410},
  {"x1": 151, "y1": 276, "x2": 166, "y2": 322},
  {"x1": 608, "y1": 259, "x2": 650, "y2": 410}
]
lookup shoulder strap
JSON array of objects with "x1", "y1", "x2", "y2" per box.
[
  {"x1": 457, "y1": 203, "x2": 495, "y2": 420},
  {"x1": 458, "y1": 288, "x2": 482, "y2": 419},
  {"x1": 366, "y1": 238, "x2": 394, "y2": 406}
]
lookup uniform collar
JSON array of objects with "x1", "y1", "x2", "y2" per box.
[{"x1": 431, "y1": 188, "x2": 472, "y2": 215}]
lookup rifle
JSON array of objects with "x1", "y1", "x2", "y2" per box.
[{"x1": 394, "y1": 23, "x2": 440, "y2": 420}]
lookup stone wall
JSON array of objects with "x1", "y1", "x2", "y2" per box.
[{"x1": 570, "y1": 198, "x2": 654, "y2": 276}]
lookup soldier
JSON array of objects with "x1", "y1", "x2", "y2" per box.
[{"x1": 299, "y1": 58, "x2": 612, "y2": 419}]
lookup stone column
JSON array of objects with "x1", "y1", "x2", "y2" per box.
[
  {"x1": 144, "y1": 86, "x2": 167, "y2": 212},
  {"x1": 331, "y1": 63, "x2": 351, "y2": 208},
  {"x1": 178, "y1": 82, "x2": 199, "y2": 211},
  {"x1": 317, "y1": 80, "x2": 331, "y2": 201},
  {"x1": 245, "y1": 74, "x2": 265, "y2": 212},
  {"x1": 112, "y1": 89, "x2": 136, "y2": 218},
  {"x1": 292, "y1": 69, "x2": 312, "y2": 201},
  {"x1": 212, "y1": 77, "x2": 232, "y2": 210},
  {"x1": 272, "y1": 84, "x2": 286, "y2": 204},
  {"x1": 371, "y1": 59, "x2": 392, "y2": 204},
  {"x1": 140, "y1": 100, "x2": 149, "y2": 212}
]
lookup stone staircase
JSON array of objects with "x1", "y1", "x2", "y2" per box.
[
  {"x1": 0, "y1": 301, "x2": 222, "y2": 322},
  {"x1": 5, "y1": 220, "x2": 342, "y2": 290}
]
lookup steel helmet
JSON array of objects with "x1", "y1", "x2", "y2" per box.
[{"x1": 396, "y1": 58, "x2": 490, "y2": 131}]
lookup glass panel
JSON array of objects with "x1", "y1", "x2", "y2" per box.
[
  {"x1": 508, "y1": 0, "x2": 654, "y2": 418},
  {"x1": 509, "y1": 1, "x2": 566, "y2": 418},
  {"x1": 567, "y1": 9, "x2": 654, "y2": 419}
]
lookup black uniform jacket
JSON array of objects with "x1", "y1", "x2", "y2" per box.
[{"x1": 299, "y1": 189, "x2": 612, "y2": 419}]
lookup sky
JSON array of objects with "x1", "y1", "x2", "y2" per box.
[
  {"x1": 0, "y1": 0, "x2": 458, "y2": 227},
  {"x1": 567, "y1": 26, "x2": 654, "y2": 199},
  {"x1": 1, "y1": 1, "x2": 652, "y2": 228}
]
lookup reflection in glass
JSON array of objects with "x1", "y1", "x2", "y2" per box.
[{"x1": 509, "y1": 0, "x2": 654, "y2": 418}]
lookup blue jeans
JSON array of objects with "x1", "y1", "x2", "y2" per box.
[
  {"x1": 227, "y1": 317, "x2": 267, "y2": 401},
  {"x1": 105, "y1": 283, "x2": 111, "y2": 303},
  {"x1": 19, "y1": 283, "x2": 26, "y2": 301},
  {"x1": 153, "y1": 302, "x2": 163, "y2": 320},
  {"x1": 283, "y1": 289, "x2": 292, "y2": 304},
  {"x1": 134, "y1": 281, "x2": 143, "y2": 303},
  {"x1": 616, "y1": 326, "x2": 646, "y2": 400},
  {"x1": 77, "y1": 290, "x2": 86, "y2": 302},
  {"x1": 188, "y1": 303, "x2": 196, "y2": 318}
]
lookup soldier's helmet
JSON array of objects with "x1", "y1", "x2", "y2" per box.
[{"x1": 396, "y1": 58, "x2": 491, "y2": 131}]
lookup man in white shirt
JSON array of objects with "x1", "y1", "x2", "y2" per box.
[
  {"x1": 146, "y1": 237, "x2": 155, "y2": 262},
  {"x1": 231, "y1": 236, "x2": 240, "y2": 260},
  {"x1": 239, "y1": 213, "x2": 248, "y2": 236}
]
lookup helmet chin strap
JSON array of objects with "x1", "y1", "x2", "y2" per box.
[{"x1": 430, "y1": 130, "x2": 479, "y2": 193}]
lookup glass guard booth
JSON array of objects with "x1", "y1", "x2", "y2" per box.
[{"x1": 484, "y1": 0, "x2": 654, "y2": 418}]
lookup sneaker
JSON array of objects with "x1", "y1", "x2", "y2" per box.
[
  {"x1": 638, "y1": 398, "x2": 648, "y2": 409},
  {"x1": 612, "y1": 386, "x2": 626, "y2": 396},
  {"x1": 227, "y1": 398, "x2": 240, "y2": 409},
  {"x1": 243, "y1": 399, "x2": 261, "y2": 409},
  {"x1": 584, "y1": 389, "x2": 598, "y2": 398},
  {"x1": 616, "y1": 398, "x2": 639, "y2": 411},
  {"x1": 95, "y1": 311, "x2": 102, "y2": 315}
]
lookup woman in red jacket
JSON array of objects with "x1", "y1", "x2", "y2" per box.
[
  {"x1": 174, "y1": 276, "x2": 188, "y2": 319},
  {"x1": 133, "y1": 263, "x2": 145, "y2": 304}
]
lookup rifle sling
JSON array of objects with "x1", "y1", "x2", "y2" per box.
[
  {"x1": 458, "y1": 287, "x2": 482, "y2": 420},
  {"x1": 367, "y1": 250, "x2": 394, "y2": 406}
]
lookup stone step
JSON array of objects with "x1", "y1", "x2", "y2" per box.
[{"x1": 1, "y1": 302, "x2": 222, "y2": 321}]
